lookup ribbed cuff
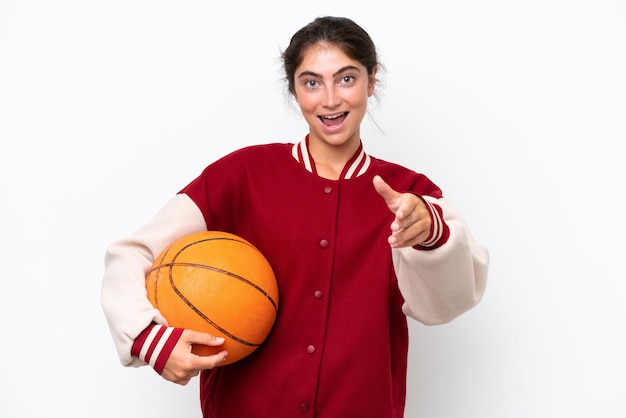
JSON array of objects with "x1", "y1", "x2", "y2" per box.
[
  {"x1": 131, "y1": 323, "x2": 184, "y2": 375},
  {"x1": 414, "y1": 199, "x2": 449, "y2": 250}
]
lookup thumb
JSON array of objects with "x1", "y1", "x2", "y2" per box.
[{"x1": 373, "y1": 175, "x2": 400, "y2": 206}]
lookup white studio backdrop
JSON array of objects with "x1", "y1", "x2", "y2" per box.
[{"x1": 1, "y1": 1, "x2": 625, "y2": 417}]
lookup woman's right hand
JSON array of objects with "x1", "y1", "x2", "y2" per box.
[{"x1": 160, "y1": 329, "x2": 228, "y2": 385}]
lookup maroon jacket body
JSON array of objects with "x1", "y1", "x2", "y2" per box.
[{"x1": 180, "y1": 142, "x2": 443, "y2": 417}]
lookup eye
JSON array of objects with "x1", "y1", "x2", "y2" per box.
[
  {"x1": 339, "y1": 75, "x2": 356, "y2": 85},
  {"x1": 304, "y1": 79, "x2": 319, "y2": 88}
]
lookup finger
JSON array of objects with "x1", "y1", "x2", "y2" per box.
[
  {"x1": 174, "y1": 371, "x2": 199, "y2": 386},
  {"x1": 391, "y1": 219, "x2": 431, "y2": 247},
  {"x1": 183, "y1": 331, "x2": 228, "y2": 368},
  {"x1": 162, "y1": 350, "x2": 228, "y2": 384},
  {"x1": 185, "y1": 330, "x2": 226, "y2": 347},
  {"x1": 193, "y1": 350, "x2": 229, "y2": 369},
  {"x1": 389, "y1": 198, "x2": 432, "y2": 247},
  {"x1": 372, "y1": 175, "x2": 400, "y2": 209},
  {"x1": 391, "y1": 194, "x2": 415, "y2": 226}
]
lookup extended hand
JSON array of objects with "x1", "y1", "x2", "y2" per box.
[{"x1": 373, "y1": 175, "x2": 432, "y2": 248}]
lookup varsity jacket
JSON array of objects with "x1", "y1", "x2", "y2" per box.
[{"x1": 101, "y1": 138, "x2": 489, "y2": 417}]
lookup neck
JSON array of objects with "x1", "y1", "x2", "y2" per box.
[{"x1": 307, "y1": 135, "x2": 361, "y2": 180}]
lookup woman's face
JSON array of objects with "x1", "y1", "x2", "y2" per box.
[{"x1": 293, "y1": 43, "x2": 376, "y2": 151}]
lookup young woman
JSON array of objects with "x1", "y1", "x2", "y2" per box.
[{"x1": 101, "y1": 15, "x2": 489, "y2": 418}]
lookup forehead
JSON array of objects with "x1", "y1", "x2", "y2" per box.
[{"x1": 296, "y1": 43, "x2": 363, "y2": 75}]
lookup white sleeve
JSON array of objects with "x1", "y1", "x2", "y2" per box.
[
  {"x1": 100, "y1": 194, "x2": 207, "y2": 367},
  {"x1": 394, "y1": 197, "x2": 489, "y2": 325}
]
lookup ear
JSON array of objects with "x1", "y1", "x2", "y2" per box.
[
  {"x1": 368, "y1": 66, "x2": 378, "y2": 97},
  {"x1": 291, "y1": 90, "x2": 300, "y2": 107}
]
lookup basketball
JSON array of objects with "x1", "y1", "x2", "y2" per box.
[{"x1": 145, "y1": 231, "x2": 279, "y2": 365}]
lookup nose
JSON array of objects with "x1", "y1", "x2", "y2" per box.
[{"x1": 322, "y1": 85, "x2": 341, "y2": 108}]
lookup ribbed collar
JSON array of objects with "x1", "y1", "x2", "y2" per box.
[{"x1": 291, "y1": 135, "x2": 371, "y2": 180}]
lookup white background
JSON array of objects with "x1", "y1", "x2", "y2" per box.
[{"x1": 1, "y1": 1, "x2": 625, "y2": 417}]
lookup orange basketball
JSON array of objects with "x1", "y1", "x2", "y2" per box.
[{"x1": 145, "y1": 231, "x2": 279, "y2": 365}]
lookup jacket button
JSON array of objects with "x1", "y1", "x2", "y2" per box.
[
  {"x1": 319, "y1": 239, "x2": 329, "y2": 248},
  {"x1": 300, "y1": 402, "x2": 310, "y2": 412},
  {"x1": 307, "y1": 345, "x2": 316, "y2": 354},
  {"x1": 314, "y1": 290, "x2": 323, "y2": 299},
  {"x1": 323, "y1": 186, "x2": 332, "y2": 194}
]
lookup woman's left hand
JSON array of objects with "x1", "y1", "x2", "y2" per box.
[{"x1": 373, "y1": 175, "x2": 432, "y2": 248}]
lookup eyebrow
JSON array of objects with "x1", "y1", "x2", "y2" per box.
[{"x1": 297, "y1": 65, "x2": 362, "y2": 80}]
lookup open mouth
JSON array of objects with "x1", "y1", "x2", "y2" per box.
[{"x1": 319, "y1": 112, "x2": 348, "y2": 126}]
